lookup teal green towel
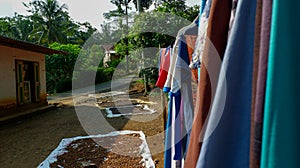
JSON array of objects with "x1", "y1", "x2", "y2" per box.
[{"x1": 261, "y1": 0, "x2": 300, "y2": 167}]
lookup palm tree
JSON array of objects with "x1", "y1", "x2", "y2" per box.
[{"x1": 23, "y1": 0, "x2": 68, "y2": 45}]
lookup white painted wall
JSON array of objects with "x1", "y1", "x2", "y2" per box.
[{"x1": 0, "y1": 45, "x2": 47, "y2": 107}]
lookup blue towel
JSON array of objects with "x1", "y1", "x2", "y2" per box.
[{"x1": 196, "y1": 0, "x2": 256, "y2": 167}]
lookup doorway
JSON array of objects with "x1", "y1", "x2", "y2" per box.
[{"x1": 16, "y1": 60, "x2": 40, "y2": 105}]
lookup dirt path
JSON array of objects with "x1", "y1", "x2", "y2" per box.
[
  {"x1": 0, "y1": 83, "x2": 166, "y2": 168},
  {"x1": 0, "y1": 106, "x2": 87, "y2": 168}
]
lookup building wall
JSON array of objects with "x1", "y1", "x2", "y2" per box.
[
  {"x1": 103, "y1": 50, "x2": 118, "y2": 67},
  {"x1": 0, "y1": 45, "x2": 47, "y2": 109}
]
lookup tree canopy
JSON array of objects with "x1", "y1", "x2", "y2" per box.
[{"x1": 0, "y1": 0, "x2": 96, "y2": 46}]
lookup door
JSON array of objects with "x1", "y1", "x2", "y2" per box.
[
  {"x1": 16, "y1": 61, "x2": 25, "y2": 105},
  {"x1": 34, "y1": 63, "x2": 40, "y2": 102}
]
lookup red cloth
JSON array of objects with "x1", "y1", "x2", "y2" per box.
[{"x1": 156, "y1": 48, "x2": 171, "y2": 89}]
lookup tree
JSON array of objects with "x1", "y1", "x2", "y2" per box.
[
  {"x1": 65, "y1": 21, "x2": 97, "y2": 46},
  {"x1": 0, "y1": 17, "x2": 16, "y2": 39},
  {"x1": 132, "y1": 0, "x2": 155, "y2": 11},
  {"x1": 98, "y1": 0, "x2": 199, "y2": 92},
  {"x1": 19, "y1": 0, "x2": 97, "y2": 46},
  {"x1": 0, "y1": 2, "x2": 96, "y2": 46},
  {"x1": 104, "y1": 0, "x2": 154, "y2": 19},
  {"x1": 97, "y1": 21, "x2": 123, "y2": 44},
  {"x1": 107, "y1": 0, "x2": 199, "y2": 55},
  {"x1": 23, "y1": 0, "x2": 69, "y2": 45},
  {"x1": 156, "y1": 0, "x2": 199, "y2": 21},
  {"x1": 0, "y1": 14, "x2": 35, "y2": 42},
  {"x1": 115, "y1": 1, "x2": 199, "y2": 51}
]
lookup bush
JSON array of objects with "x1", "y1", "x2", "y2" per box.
[
  {"x1": 46, "y1": 78, "x2": 55, "y2": 94},
  {"x1": 56, "y1": 78, "x2": 72, "y2": 93},
  {"x1": 95, "y1": 68, "x2": 105, "y2": 83},
  {"x1": 107, "y1": 59, "x2": 121, "y2": 68},
  {"x1": 95, "y1": 67, "x2": 115, "y2": 84},
  {"x1": 52, "y1": 67, "x2": 115, "y2": 93},
  {"x1": 103, "y1": 67, "x2": 115, "y2": 79}
]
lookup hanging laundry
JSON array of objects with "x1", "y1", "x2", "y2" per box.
[
  {"x1": 189, "y1": 0, "x2": 211, "y2": 70},
  {"x1": 163, "y1": 38, "x2": 180, "y2": 93},
  {"x1": 171, "y1": 35, "x2": 197, "y2": 160},
  {"x1": 250, "y1": 0, "x2": 273, "y2": 167},
  {"x1": 184, "y1": 0, "x2": 232, "y2": 167},
  {"x1": 164, "y1": 91, "x2": 182, "y2": 168},
  {"x1": 163, "y1": 33, "x2": 183, "y2": 168},
  {"x1": 261, "y1": 1, "x2": 300, "y2": 167},
  {"x1": 163, "y1": 17, "x2": 199, "y2": 168},
  {"x1": 196, "y1": 0, "x2": 256, "y2": 167},
  {"x1": 163, "y1": 31, "x2": 187, "y2": 168},
  {"x1": 156, "y1": 46, "x2": 172, "y2": 89},
  {"x1": 158, "y1": 1, "x2": 300, "y2": 167}
]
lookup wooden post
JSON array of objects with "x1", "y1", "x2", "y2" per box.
[
  {"x1": 125, "y1": 0, "x2": 129, "y2": 74},
  {"x1": 161, "y1": 89, "x2": 167, "y2": 130},
  {"x1": 142, "y1": 51, "x2": 148, "y2": 95}
]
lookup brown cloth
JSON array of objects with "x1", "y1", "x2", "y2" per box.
[
  {"x1": 250, "y1": 0, "x2": 262, "y2": 167},
  {"x1": 184, "y1": 0, "x2": 232, "y2": 167}
]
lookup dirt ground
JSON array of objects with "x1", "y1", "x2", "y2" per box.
[{"x1": 0, "y1": 82, "x2": 166, "y2": 168}]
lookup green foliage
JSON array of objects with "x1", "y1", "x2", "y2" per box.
[
  {"x1": 156, "y1": 0, "x2": 186, "y2": 14},
  {"x1": 66, "y1": 21, "x2": 97, "y2": 45},
  {"x1": 114, "y1": 39, "x2": 134, "y2": 56},
  {"x1": 112, "y1": 0, "x2": 200, "y2": 56},
  {"x1": 97, "y1": 22, "x2": 123, "y2": 44},
  {"x1": 80, "y1": 44, "x2": 105, "y2": 71},
  {"x1": 109, "y1": 0, "x2": 199, "y2": 92},
  {"x1": 56, "y1": 78, "x2": 72, "y2": 93},
  {"x1": 95, "y1": 68, "x2": 105, "y2": 83},
  {"x1": 95, "y1": 67, "x2": 115, "y2": 84},
  {"x1": 139, "y1": 67, "x2": 159, "y2": 84},
  {"x1": 132, "y1": 0, "x2": 155, "y2": 11},
  {"x1": 0, "y1": 14, "x2": 35, "y2": 42},
  {"x1": 107, "y1": 59, "x2": 122, "y2": 68},
  {"x1": 156, "y1": 1, "x2": 200, "y2": 22},
  {"x1": 128, "y1": 10, "x2": 191, "y2": 48},
  {"x1": 23, "y1": 0, "x2": 69, "y2": 44},
  {"x1": 103, "y1": 67, "x2": 115, "y2": 78},
  {"x1": 104, "y1": 0, "x2": 154, "y2": 19},
  {"x1": 72, "y1": 44, "x2": 116, "y2": 88},
  {"x1": 105, "y1": 0, "x2": 128, "y2": 18},
  {"x1": 46, "y1": 43, "x2": 81, "y2": 93},
  {"x1": 182, "y1": 5, "x2": 200, "y2": 22}
]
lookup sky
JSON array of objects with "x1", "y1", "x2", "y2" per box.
[{"x1": 0, "y1": 0, "x2": 199, "y2": 30}]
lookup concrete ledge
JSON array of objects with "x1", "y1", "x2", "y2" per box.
[
  {"x1": 0, "y1": 105, "x2": 56, "y2": 122},
  {"x1": 0, "y1": 103, "x2": 17, "y2": 110}
]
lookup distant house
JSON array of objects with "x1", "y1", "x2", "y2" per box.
[
  {"x1": 102, "y1": 44, "x2": 119, "y2": 67},
  {"x1": 0, "y1": 36, "x2": 66, "y2": 117}
]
